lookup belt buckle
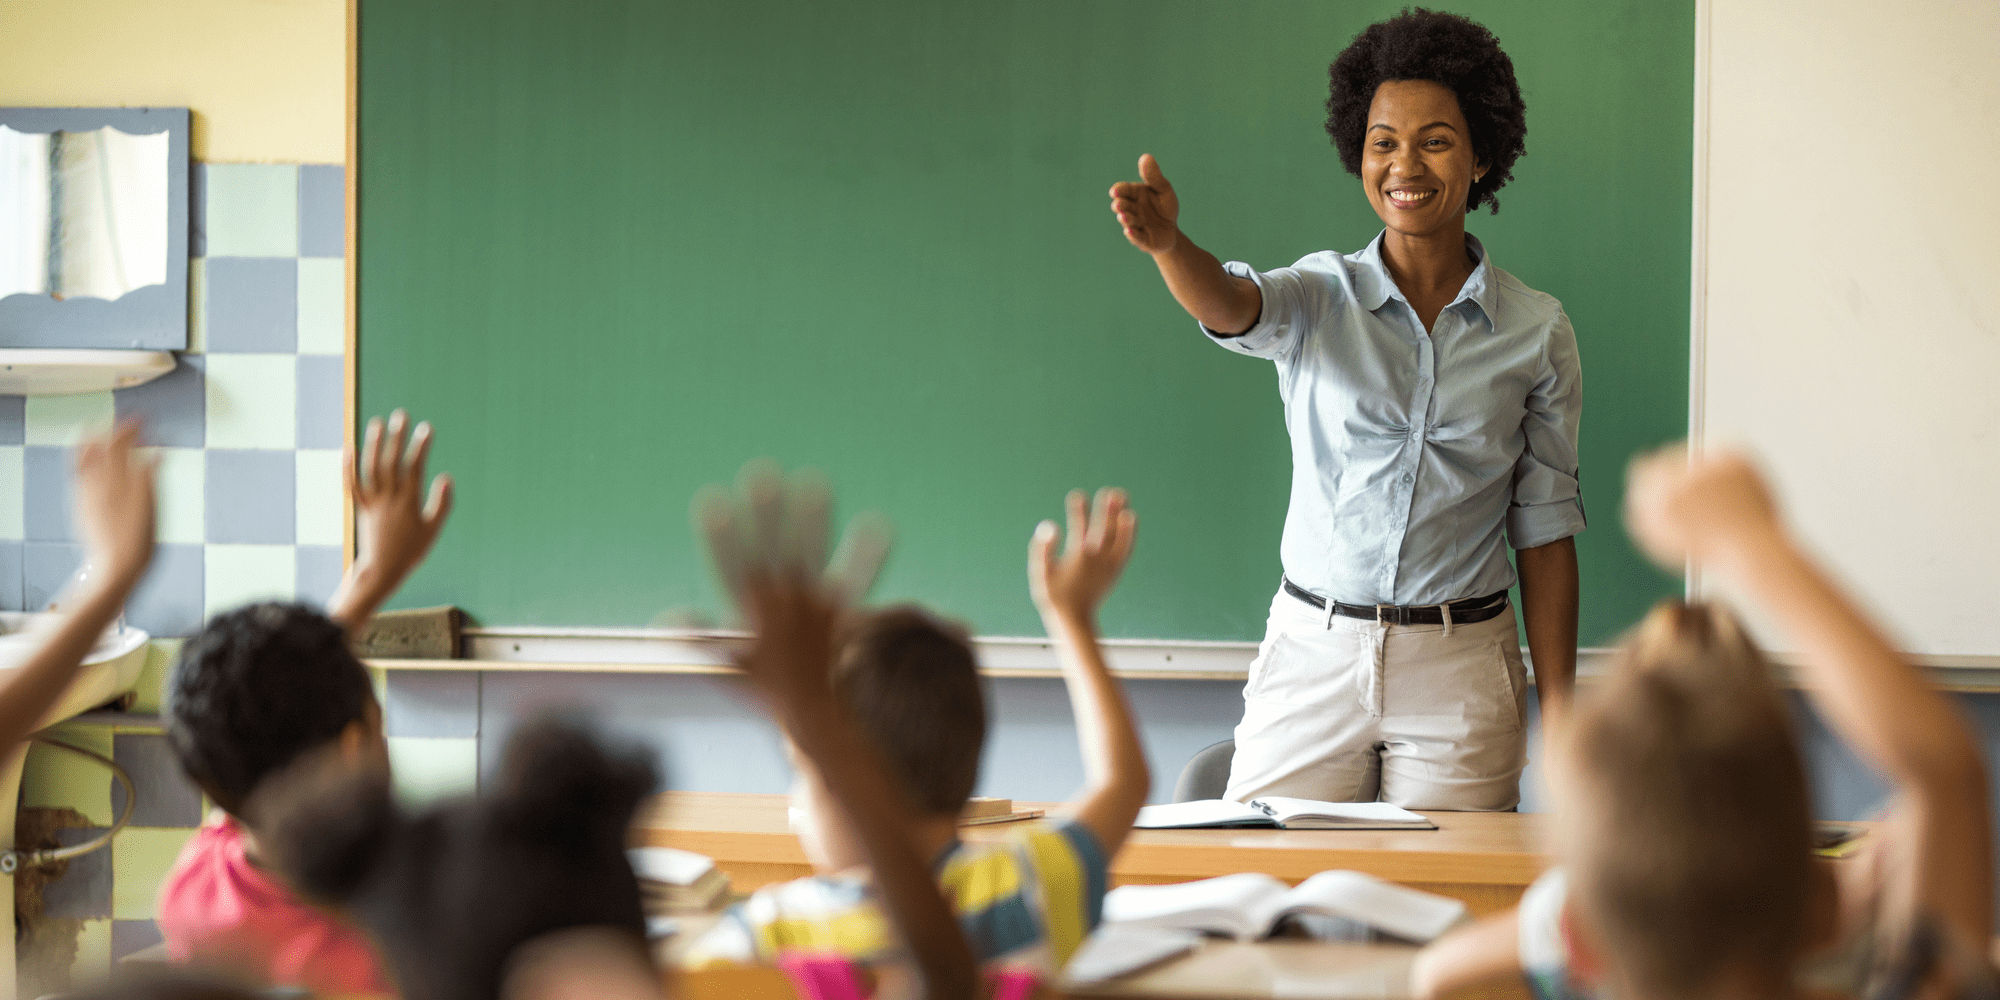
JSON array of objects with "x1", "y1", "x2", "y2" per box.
[{"x1": 1374, "y1": 604, "x2": 1397, "y2": 626}]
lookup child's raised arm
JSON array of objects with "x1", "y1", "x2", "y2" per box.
[
  {"x1": 698, "y1": 466, "x2": 976, "y2": 1000},
  {"x1": 327, "y1": 410, "x2": 454, "y2": 634},
  {"x1": 1031, "y1": 488, "x2": 1150, "y2": 857},
  {"x1": 0, "y1": 421, "x2": 155, "y2": 752},
  {"x1": 1625, "y1": 446, "x2": 1992, "y2": 951}
]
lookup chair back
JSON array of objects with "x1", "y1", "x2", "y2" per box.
[{"x1": 1171, "y1": 739, "x2": 1236, "y2": 802}]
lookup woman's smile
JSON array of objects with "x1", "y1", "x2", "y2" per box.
[{"x1": 1386, "y1": 187, "x2": 1439, "y2": 209}]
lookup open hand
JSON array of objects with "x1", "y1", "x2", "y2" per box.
[
  {"x1": 349, "y1": 410, "x2": 454, "y2": 588},
  {"x1": 1110, "y1": 154, "x2": 1181, "y2": 254},
  {"x1": 71, "y1": 419, "x2": 156, "y2": 590},
  {"x1": 1625, "y1": 444, "x2": 1783, "y2": 572},
  {"x1": 694, "y1": 461, "x2": 891, "y2": 711},
  {"x1": 1030, "y1": 487, "x2": 1138, "y2": 621}
]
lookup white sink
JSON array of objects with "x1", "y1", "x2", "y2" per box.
[{"x1": 0, "y1": 612, "x2": 152, "y2": 726}]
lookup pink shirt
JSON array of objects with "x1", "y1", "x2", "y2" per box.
[{"x1": 157, "y1": 816, "x2": 393, "y2": 996}]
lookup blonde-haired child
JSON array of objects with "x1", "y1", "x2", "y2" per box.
[{"x1": 1414, "y1": 447, "x2": 1995, "y2": 1000}]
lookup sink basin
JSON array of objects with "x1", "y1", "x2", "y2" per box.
[{"x1": 0, "y1": 612, "x2": 152, "y2": 727}]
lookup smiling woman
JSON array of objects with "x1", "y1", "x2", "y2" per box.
[{"x1": 1108, "y1": 9, "x2": 1583, "y2": 811}]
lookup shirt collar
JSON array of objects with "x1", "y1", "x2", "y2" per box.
[{"x1": 1353, "y1": 230, "x2": 1499, "y2": 324}]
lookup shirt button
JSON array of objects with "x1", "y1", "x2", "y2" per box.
[{"x1": 1402, "y1": 474, "x2": 1414, "y2": 484}]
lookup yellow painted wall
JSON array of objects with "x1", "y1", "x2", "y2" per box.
[{"x1": 0, "y1": 0, "x2": 345, "y2": 162}]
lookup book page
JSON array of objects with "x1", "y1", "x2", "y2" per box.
[
  {"x1": 1059, "y1": 925, "x2": 1204, "y2": 986},
  {"x1": 1133, "y1": 799, "x2": 1271, "y2": 829},
  {"x1": 626, "y1": 846, "x2": 717, "y2": 886},
  {"x1": 1279, "y1": 870, "x2": 1468, "y2": 943},
  {"x1": 1103, "y1": 872, "x2": 1291, "y2": 939},
  {"x1": 1252, "y1": 797, "x2": 1431, "y2": 826}
]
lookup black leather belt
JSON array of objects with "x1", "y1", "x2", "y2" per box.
[{"x1": 1281, "y1": 576, "x2": 1510, "y2": 626}]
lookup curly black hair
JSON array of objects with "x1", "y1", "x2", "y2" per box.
[
  {"x1": 1325, "y1": 8, "x2": 1527, "y2": 214},
  {"x1": 257, "y1": 715, "x2": 658, "y2": 1000},
  {"x1": 165, "y1": 602, "x2": 377, "y2": 814}
]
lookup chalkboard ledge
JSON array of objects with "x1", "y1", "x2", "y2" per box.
[{"x1": 362, "y1": 628, "x2": 2000, "y2": 691}]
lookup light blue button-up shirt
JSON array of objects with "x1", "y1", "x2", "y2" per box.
[{"x1": 1208, "y1": 232, "x2": 1584, "y2": 608}]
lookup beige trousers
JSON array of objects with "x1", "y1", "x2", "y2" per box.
[{"x1": 1223, "y1": 588, "x2": 1529, "y2": 811}]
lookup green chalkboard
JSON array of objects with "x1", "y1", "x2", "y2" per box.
[{"x1": 359, "y1": 0, "x2": 1690, "y2": 643}]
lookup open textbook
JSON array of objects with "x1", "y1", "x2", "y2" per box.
[
  {"x1": 1102, "y1": 870, "x2": 1468, "y2": 944},
  {"x1": 1134, "y1": 797, "x2": 1436, "y2": 831}
]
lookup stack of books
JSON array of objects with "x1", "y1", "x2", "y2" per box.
[{"x1": 627, "y1": 846, "x2": 731, "y2": 914}]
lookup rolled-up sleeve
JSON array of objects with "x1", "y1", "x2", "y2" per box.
[
  {"x1": 1201, "y1": 261, "x2": 1306, "y2": 361},
  {"x1": 1505, "y1": 311, "x2": 1586, "y2": 549}
]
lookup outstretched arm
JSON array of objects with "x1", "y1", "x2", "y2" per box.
[
  {"x1": 1626, "y1": 447, "x2": 1992, "y2": 950},
  {"x1": 0, "y1": 421, "x2": 155, "y2": 752},
  {"x1": 1032, "y1": 488, "x2": 1150, "y2": 856},
  {"x1": 1110, "y1": 154, "x2": 1261, "y2": 335},
  {"x1": 327, "y1": 410, "x2": 454, "y2": 635},
  {"x1": 698, "y1": 466, "x2": 976, "y2": 1000}
]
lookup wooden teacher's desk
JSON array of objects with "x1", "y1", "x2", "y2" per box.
[{"x1": 634, "y1": 792, "x2": 1549, "y2": 916}]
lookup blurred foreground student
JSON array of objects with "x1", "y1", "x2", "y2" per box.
[
  {"x1": 156, "y1": 411, "x2": 452, "y2": 994},
  {"x1": 0, "y1": 421, "x2": 155, "y2": 754},
  {"x1": 252, "y1": 714, "x2": 669, "y2": 1000},
  {"x1": 692, "y1": 465, "x2": 980, "y2": 998},
  {"x1": 684, "y1": 469, "x2": 1151, "y2": 976},
  {"x1": 1412, "y1": 448, "x2": 1997, "y2": 1000}
]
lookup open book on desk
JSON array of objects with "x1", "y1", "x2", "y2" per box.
[
  {"x1": 1134, "y1": 797, "x2": 1436, "y2": 831},
  {"x1": 1102, "y1": 871, "x2": 1468, "y2": 944}
]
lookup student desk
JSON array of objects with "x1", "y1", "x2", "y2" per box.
[{"x1": 633, "y1": 792, "x2": 1549, "y2": 916}]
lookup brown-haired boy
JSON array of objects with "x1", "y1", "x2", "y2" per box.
[
  {"x1": 1412, "y1": 448, "x2": 1995, "y2": 1000},
  {"x1": 686, "y1": 486, "x2": 1150, "y2": 975}
]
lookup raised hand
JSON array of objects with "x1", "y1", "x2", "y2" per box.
[
  {"x1": 1624, "y1": 445, "x2": 1783, "y2": 573},
  {"x1": 327, "y1": 410, "x2": 453, "y2": 631},
  {"x1": 1029, "y1": 487, "x2": 1138, "y2": 623},
  {"x1": 70, "y1": 419, "x2": 157, "y2": 592},
  {"x1": 349, "y1": 410, "x2": 455, "y2": 587},
  {"x1": 1110, "y1": 154, "x2": 1181, "y2": 254},
  {"x1": 692, "y1": 461, "x2": 891, "y2": 709},
  {"x1": 0, "y1": 421, "x2": 158, "y2": 754},
  {"x1": 694, "y1": 470, "x2": 977, "y2": 999}
]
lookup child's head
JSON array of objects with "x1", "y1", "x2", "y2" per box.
[
  {"x1": 254, "y1": 715, "x2": 659, "y2": 1000},
  {"x1": 1552, "y1": 601, "x2": 1826, "y2": 1000},
  {"x1": 788, "y1": 605, "x2": 986, "y2": 870},
  {"x1": 165, "y1": 602, "x2": 386, "y2": 816}
]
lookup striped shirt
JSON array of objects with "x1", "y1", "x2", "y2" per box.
[{"x1": 682, "y1": 819, "x2": 1107, "y2": 974}]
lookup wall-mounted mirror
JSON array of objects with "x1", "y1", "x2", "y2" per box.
[{"x1": 0, "y1": 108, "x2": 187, "y2": 350}]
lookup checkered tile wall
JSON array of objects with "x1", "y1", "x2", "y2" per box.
[
  {"x1": 4, "y1": 160, "x2": 353, "y2": 982},
  {"x1": 0, "y1": 162, "x2": 348, "y2": 631}
]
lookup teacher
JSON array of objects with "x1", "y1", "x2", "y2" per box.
[{"x1": 1109, "y1": 10, "x2": 1582, "y2": 811}]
